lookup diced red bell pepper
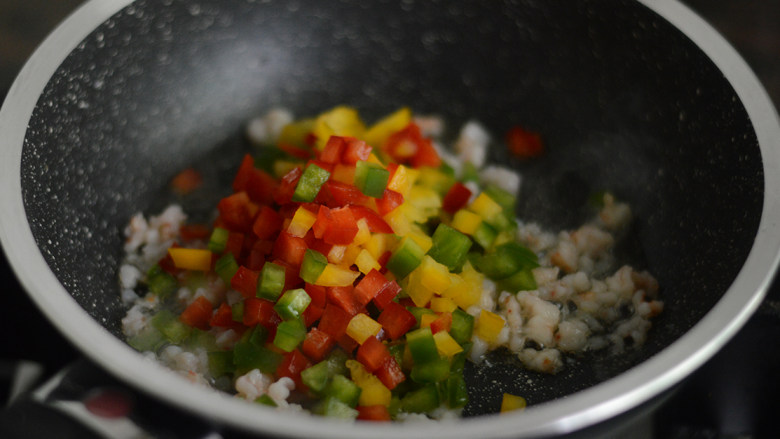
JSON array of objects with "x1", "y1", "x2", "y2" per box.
[
  {"x1": 272, "y1": 231, "x2": 308, "y2": 267},
  {"x1": 341, "y1": 138, "x2": 372, "y2": 165},
  {"x1": 157, "y1": 244, "x2": 180, "y2": 275},
  {"x1": 506, "y1": 125, "x2": 544, "y2": 159},
  {"x1": 246, "y1": 240, "x2": 273, "y2": 271},
  {"x1": 356, "y1": 405, "x2": 391, "y2": 422},
  {"x1": 305, "y1": 283, "x2": 327, "y2": 308},
  {"x1": 356, "y1": 336, "x2": 391, "y2": 372},
  {"x1": 320, "y1": 136, "x2": 346, "y2": 164},
  {"x1": 269, "y1": 258, "x2": 304, "y2": 291},
  {"x1": 252, "y1": 206, "x2": 283, "y2": 240},
  {"x1": 307, "y1": 238, "x2": 332, "y2": 262},
  {"x1": 322, "y1": 180, "x2": 372, "y2": 208},
  {"x1": 303, "y1": 304, "x2": 325, "y2": 327},
  {"x1": 242, "y1": 297, "x2": 278, "y2": 329},
  {"x1": 302, "y1": 327, "x2": 334, "y2": 362},
  {"x1": 442, "y1": 181, "x2": 473, "y2": 215},
  {"x1": 246, "y1": 168, "x2": 278, "y2": 206},
  {"x1": 322, "y1": 206, "x2": 358, "y2": 245},
  {"x1": 317, "y1": 303, "x2": 351, "y2": 339},
  {"x1": 231, "y1": 266, "x2": 259, "y2": 299},
  {"x1": 377, "y1": 302, "x2": 416, "y2": 340},
  {"x1": 179, "y1": 296, "x2": 213, "y2": 330},
  {"x1": 312, "y1": 205, "x2": 331, "y2": 239},
  {"x1": 375, "y1": 189, "x2": 404, "y2": 216},
  {"x1": 170, "y1": 168, "x2": 203, "y2": 195},
  {"x1": 349, "y1": 205, "x2": 394, "y2": 234},
  {"x1": 210, "y1": 302, "x2": 237, "y2": 328},
  {"x1": 233, "y1": 154, "x2": 256, "y2": 192},
  {"x1": 224, "y1": 232, "x2": 245, "y2": 259},
  {"x1": 274, "y1": 166, "x2": 303, "y2": 205},
  {"x1": 354, "y1": 269, "x2": 387, "y2": 306},
  {"x1": 276, "y1": 349, "x2": 311, "y2": 391},
  {"x1": 279, "y1": 143, "x2": 312, "y2": 160},
  {"x1": 179, "y1": 224, "x2": 211, "y2": 241},
  {"x1": 384, "y1": 122, "x2": 441, "y2": 168},
  {"x1": 326, "y1": 285, "x2": 361, "y2": 316},
  {"x1": 374, "y1": 356, "x2": 405, "y2": 390},
  {"x1": 337, "y1": 333, "x2": 359, "y2": 353},
  {"x1": 217, "y1": 192, "x2": 254, "y2": 232},
  {"x1": 372, "y1": 279, "x2": 401, "y2": 310},
  {"x1": 429, "y1": 312, "x2": 452, "y2": 334}
]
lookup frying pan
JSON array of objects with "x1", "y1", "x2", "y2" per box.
[{"x1": 1, "y1": 0, "x2": 779, "y2": 437}]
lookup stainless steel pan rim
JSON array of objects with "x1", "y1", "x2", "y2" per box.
[{"x1": 1, "y1": 0, "x2": 779, "y2": 437}]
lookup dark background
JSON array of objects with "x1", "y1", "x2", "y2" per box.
[{"x1": 0, "y1": 1, "x2": 779, "y2": 438}]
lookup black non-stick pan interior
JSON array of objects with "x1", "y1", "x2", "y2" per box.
[{"x1": 19, "y1": 0, "x2": 762, "y2": 416}]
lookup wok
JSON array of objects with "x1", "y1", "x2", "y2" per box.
[{"x1": 1, "y1": 0, "x2": 779, "y2": 437}]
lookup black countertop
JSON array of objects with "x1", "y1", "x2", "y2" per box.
[{"x1": 1, "y1": 1, "x2": 779, "y2": 438}]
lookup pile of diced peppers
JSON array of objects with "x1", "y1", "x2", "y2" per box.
[{"x1": 131, "y1": 106, "x2": 537, "y2": 420}]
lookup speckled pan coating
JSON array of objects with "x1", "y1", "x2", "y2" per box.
[{"x1": 3, "y1": 0, "x2": 780, "y2": 437}]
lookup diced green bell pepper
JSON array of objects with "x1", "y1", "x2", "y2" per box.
[
  {"x1": 386, "y1": 236, "x2": 425, "y2": 280},
  {"x1": 482, "y1": 184, "x2": 516, "y2": 214},
  {"x1": 354, "y1": 161, "x2": 390, "y2": 198},
  {"x1": 273, "y1": 318, "x2": 307, "y2": 352},
  {"x1": 150, "y1": 309, "x2": 191, "y2": 344},
  {"x1": 215, "y1": 253, "x2": 239, "y2": 285},
  {"x1": 410, "y1": 357, "x2": 450, "y2": 383},
  {"x1": 207, "y1": 351, "x2": 235, "y2": 378},
  {"x1": 472, "y1": 221, "x2": 498, "y2": 249},
  {"x1": 323, "y1": 374, "x2": 362, "y2": 408},
  {"x1": 274, "y1": 288, "x2": 311, "y2": 321},
  {"x1": 400, "y1": 384, "x2": 440, "y2": 414},
  {"x1": 475, "y1": 242, "x2": 538, "y2": 280},
  {"x1": 301, "y1": 360, "x2": 331, "y2": 394},
  {"x1": 257, "y1": 261, "x2": 286, "y2": 301},
  {"x1": 405, "y1": 327, "x2": 439, "y2": 365},
  {"x1": 407, "y1": 306, "x2": 435, "y2": 329},
  {"x1": 231, "y1": 301, "x2": 245, "y2": 323},
  {"x1": 427, "y1": 223, "x2": 472, "y2": 272},
  {"x1": 127, "y1": 325, "x2": 166, "y2": 352},
  {"x1": 497, "y1": 268, "x2": 537, "y2": 292},
  {"x1": 207, "y1": 227, "x2": 230, "y2": 253},
  {"x1": 255, "y1": 394, "x2": 278, "y2": 407},
  {"x1": 446, "y1": 373, "x2": 469, "y2": 408},
  {"x1": 233, "y1": 340, "x2": 283, "y2": 375},
  {"x1": 146, "y1": 265, "x2": 178, "y2": 299},
  {"x1": 300, "y1": 249, "x2": 328, "y2": 284},
  {"x1": 292, "y1": 163, "x2": 330, "y2": 202},
  {"x1": 317, "y1": 395, "x2": 359, "y2": 419},
  {"x1": 449, "y1": 309, "x2": 475, "y2": 345}
]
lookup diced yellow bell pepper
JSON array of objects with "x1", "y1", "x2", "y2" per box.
[
  {"x1": 475, "y1": 310, "x2": 506, "y2": 344},
  {"x1": 346, "y1": 360, "x2": 392, "y2": 407},
  {"x1": 355, "y1": 249, "x2": 381, "y2": 275},
  {"x1": 327, "y1": 245, "x2": 347, "y2": 264},
  {"x1": 346, "y1": 314, "x2": 383, "y2": 344},
  {"x1": 387, "y1": 165, "x2": 418, "y2": 198},
  {"x1": 352, "y1": 218, "x2": 371, "y2": 246},
  {"x1": 433, "y1": 331, "x2": 464, "y2": 358},
  {"x1": 273, "y1": 160, "x2": 302, "y2": 179},
  {"x1": 451, "y1": 209, "x2": 483, "y2": 235},
  {"x1": 287, "y1": 206, "x2": 317, "y2": 238},
  {"x1": 500, "y1": 393, "x2": 527, "y2": 413},
  {"x1": 313, "y1": 106, "x2": 366, "y2": 149},
  {"x1": 418, "y1": 255, "x2": 451, "y2": 295},
  {"x1": 277, "y1": 118, "x2": 315, "y2": 148},
  {"x1": 383, "y1": 206, "x2": 411, "y2": 237},
  {"x1": 430, "y1": 297, "x2": 457, "y2": 313},
  {"x1": 469, "y1": 192, "x2": 503, "y2": 221},
  {"x1": 407, "y1": 186, "x2": 442, "y2": 218},
  {"x1": 419, "y1": 313, "x2": 437, "y2": 330},
  {"x1": 364, "y1": 107, "x2": 412, "y2": 148},
  {"x1": 331, "y1": 163, "x2": 355, "y2": 184},
  {"x1": 363, "y1": 233, "x2": 395, "y2": 261},
  {"x1": 316, "y1": 264, "x2": 360, "y2": 287},
  {"x1": 405, "y1": 267, "x2": 435, "y2": 308},
  {"x1": 342, "y1": 244, "x2": 363, "y2": 267},
  {"x1": 441, "y1": 263, "x2": 483, "y2": 310},
  {"x1": 366, "y1": 153, "x2": 384, "y2": 166},
  {"x1": 168, "y1": 248, "x2": 212, "y2": 272},
  {"x1": 406, "y1": 225, "x2": 433, "y2": 253}
]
